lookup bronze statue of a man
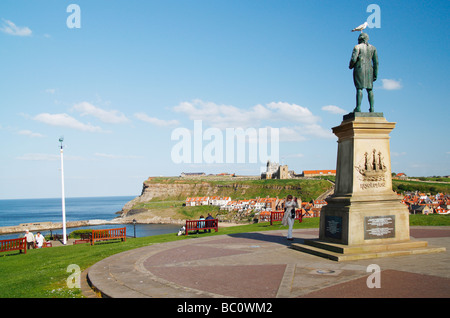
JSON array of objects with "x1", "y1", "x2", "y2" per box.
[{"x1": 349, "y1": 33, "x2": 378, "y2": 112}]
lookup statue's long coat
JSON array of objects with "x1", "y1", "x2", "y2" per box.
[{"x1": 349, "y1": 43, "x2": 378, "y2": 89}]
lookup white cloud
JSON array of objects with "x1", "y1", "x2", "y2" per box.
[
  {"x1": 45, "y1": 88, "x2": 56, "y2": 94},
  {"x1": 1, "y1": 19, "x2": 32, "y2": 36},
  {"x1": 173, "y1": 99, "x2": 254, "y2": 129},
  {"x1": 33, "y1": 113, "x2": 105, "y2": 133},
  {"x1": 278, "y1": 127, "x2": 307, "y2": 142},
  {"x1": 134, "y1": 112, "x2": 179, "y2": 127},
  {"x1": 172, "y1": 99, "x2": 333, "y2": 141},
  {"x1": 173, "y1": 99, "x2": 320, "y2": 129},
  {"x1": 381, "y1": 79, "x2": 402, "y2": 90},
  {"x1": 72, "y1": 102, "x2": 129, "y2": 124},
  {"x1": 17, "y1": 130, "x2": 45, "y2": 138},
  {"x1": 302, "y1": 123, "x2": 334, "y2": 138},
  {"x1": 321, "y1": 105, "x2": 347, "y2": 115},
  {"x1": 266, "y1": 102, "x2": 320, "y2": 124}
]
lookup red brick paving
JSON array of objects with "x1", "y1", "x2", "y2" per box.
[
  {"x1": 303, "y1": 270, "x2": 450, "y2": 298},
  {"x1": 144, "y1": 245, "x2": 250, "y2": 266},
  {"x1": 86, "y1": 227, "x2": 448, "y2": 299},
  {"x1": 147, "y1": 264, "x2": 287, "y2": 298},
  {"x1": 410, "y1": 228, "x2": 450, "y2": 238}
]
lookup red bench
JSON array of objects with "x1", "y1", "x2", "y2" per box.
[
  {"x1": 185, "y1": 219, "x2": 218, "y2": 235},
  {"x1": 73, "y1": 239, "x2": 90, "y2": 245},
  {"x1": 270, "y1": 210, "x2": 303, "y2": 225},
  {"x1": 91, "y1": 227, "x2": 126, "y2": 245},
  {"x1": 73, "y1": 233, "x2": 91, "y2": 245},
  {"x1": 0, "y1": 238, "x2": 27, "y2": 254}
]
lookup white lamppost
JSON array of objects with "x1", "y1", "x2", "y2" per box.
[{"x1": 59, "y1": 137, "x2": 67, "y2": 245}]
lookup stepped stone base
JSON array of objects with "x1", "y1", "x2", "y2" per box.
[
  {"x1": 294, "y1": 113, "x2": 446, "y2": 262},
  {"x1": 291, "y1": 239, "x2": 446, "y2": 262}
]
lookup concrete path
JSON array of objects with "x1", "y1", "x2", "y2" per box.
[{"x1": 84, "y1": 227, "x2": 450, "y2": 298}]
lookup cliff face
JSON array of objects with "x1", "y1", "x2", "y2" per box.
[
  {"x1": 120, "y1": 176, "x2": 334, "y2": 216},
  {"x1": 121, "y1": 181, "x2": 250, "y2": 213}
]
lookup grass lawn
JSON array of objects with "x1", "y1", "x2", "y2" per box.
[
  {"x1": 0, "y1": 215, "x2": 447, "y2": 298},
  {"x1": 409, "y1": 214, "x2": 450, "y2": 226}
]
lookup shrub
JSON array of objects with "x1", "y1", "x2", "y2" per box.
[{"x1": 69, "y1": 229, "x2": 92, "y2": 239}]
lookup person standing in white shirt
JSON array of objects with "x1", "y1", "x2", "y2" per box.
[
  {"x1": 35, "y1": 232, "x2": 45, "y2": 248},
  {"x1": 24, "y1": 229, "x2": 35, "y2": 249},
  {"x1": 282, "y1": 195, "x2": 300, "y2": 241}
]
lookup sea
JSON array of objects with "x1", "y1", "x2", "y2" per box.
[{"x1": 0, "y1": 196, "x2": 180, "y2": 240}]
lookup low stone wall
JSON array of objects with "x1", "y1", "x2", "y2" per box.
[
  {"x1": 1, "y1": 216, "x2": 246, "y2": 236},
  {"x1": 0, "y1": 219, "x2": 115, "y2": 235}
]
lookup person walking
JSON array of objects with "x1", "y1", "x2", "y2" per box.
[
  {"x1": 282, "y1": 195, "x2": 299, "y2": 241},
  {"x1": 24, "y1": 229, "x2": 35, "y2": 250},
  {"x1": 34, "y1": 231, "x2": 45, "y2": 248}
]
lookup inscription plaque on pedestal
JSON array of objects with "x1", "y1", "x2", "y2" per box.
[
  {"x1": 325, "y1": 216, "x2": 342, "y2": 239},
  {"x1": 364, "y1": 215, "x2": 395, "y2": 239}
]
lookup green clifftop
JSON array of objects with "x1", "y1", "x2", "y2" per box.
[{"x1": 118, "y1": 176, "x2": 334, "y2": 223}]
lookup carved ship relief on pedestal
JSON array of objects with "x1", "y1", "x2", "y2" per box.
[{"x1": 355, "y1": 149, "x2": 387, "y2": 189}]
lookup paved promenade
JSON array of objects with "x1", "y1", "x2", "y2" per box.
[{"x1": 84, "y1": 227, "x2": 450, "y2": 299}]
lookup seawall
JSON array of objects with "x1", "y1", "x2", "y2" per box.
[{"x1": 0, "y1": 219, "x2": 120, "y2": 235}]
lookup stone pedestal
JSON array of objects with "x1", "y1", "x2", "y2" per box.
[
  {"x1": 292, "y1": 113, "x2": 446, "y2": 261},
  {"x1": 320, "y1": 113, "x2": 409, "y2": 245}
]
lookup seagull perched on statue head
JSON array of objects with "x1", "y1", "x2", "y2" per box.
[{"x1": 352, "y1": 21, "x2": 368, "y2": 32}]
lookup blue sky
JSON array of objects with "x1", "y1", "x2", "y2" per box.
[{"x1": 0, "y1": 0, "x2": 449, "y2": 199}]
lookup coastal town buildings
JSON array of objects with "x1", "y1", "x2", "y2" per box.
[
  {"x1": 185, "y1": 196, "x2": 231, "y2": 207},
  {"x1": 401, "y1": 192, "x2": 450, "y2": 215},
  {"x1": 185, "y1": 195, "x2": 322, "y2": 220},
  {"x1": 185, "y1": 191, "x2": 449, "y2": 223}
]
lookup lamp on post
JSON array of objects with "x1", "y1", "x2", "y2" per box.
[
  {"x1": 59, "y1": 137, "x2": 67, "y2": 245},
  {"x1": 132, "y1": 219, "x2": 137, "y2": 238}
]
